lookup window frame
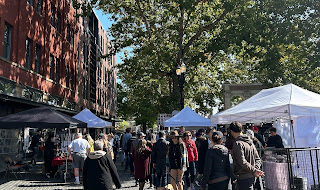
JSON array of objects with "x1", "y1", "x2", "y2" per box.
[
  {"x1": 25, "y1": 38, "x2": 32, "y2": 70},
  {"x1": 50, "y1": 4, "x2": 56, "y2": 27},
  {"x1": 3, "y1": 22, "x2": 12, "y2": 60},
  {"x1": 55, "y1": 58, "x2": 60, "y2": 83},
  {"x1": 49, "y1": 54, "x2": 54, "y2": 80},
  {"x1": 36, "y1": 0, "x2": 42, "y2": 15},
  {"x1": 35, "y1": 44, "x2": 41, "y2": 73}
]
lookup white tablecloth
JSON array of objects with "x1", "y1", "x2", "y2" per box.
[{"x1": 263, "y1": 161, "x2": 290, "y2": 190}]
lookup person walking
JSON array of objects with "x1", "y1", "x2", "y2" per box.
[
  {"x1": 68, "y1": 133, "x2": 91, "y2": 185},
  {"x1": 122, "y1": 128, "x2": 132, "y2": 171},
  {"x1": 201, "y1": 131, "x2": 230, "y2": 190},
  {"x1": 230, "y1": 122, "x2": 263, "y2": 190},
  {"x1": 152, "y1": 131, "x2": 169, "y2": 190},
  {"x1": 168, "y1": 131, "x2": 188, "y2": 190},
  {"x1": 197, "y1": 129, "x2": 214, "y2": 175},
  {"x1": 133, "y1": 139, "x2": 152, "y2": 190},
  {"x1": 83, "y1": 140, "x2": 121, "y2": 190},
  {"x1": 113, "y1": 131, "x2": 120, "y2": 163},
  {"x1": 183, "y1": 131, "x2": 198, "y2": 190},
  {"x1": 126, "y1": 132, "x2": 137, "y2": 175}
]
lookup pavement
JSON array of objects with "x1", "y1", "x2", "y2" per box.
[
  {"x1": 0, "y1": 157, "x2": 201, "y2": 190},
  {"x1": 0, "y1": 158, "x2": 141, "y2": 190}
]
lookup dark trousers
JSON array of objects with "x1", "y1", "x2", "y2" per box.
[
  {"x1": 113, "y1": 147, "x2": 118, "y2": 162},
  {"x1": 208, "y1": 179, "x2": 229, "y2": 190},
  {"x1": 125, "y1": 152, "x2": 130, "y2": 170},
  {"x1": 129, "y1": 154, "x2": 134, "y2": 173},
  {"x1": 237, "y1": 177, "x2": 255, "y2": 190},
  {"x1": 185, "y1": 161, "x2": 196, "y2": 187},
  {"x1": 155, "y1": 167, "x2": 167, "y2": 187}
]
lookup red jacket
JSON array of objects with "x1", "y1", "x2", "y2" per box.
[{"x1": 184, "y1": 139, "x2": 198, "y2": 162}]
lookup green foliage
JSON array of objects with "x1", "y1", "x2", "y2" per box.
[{"x1": 81, "y1": 0, "x2": 320, "y2": 124}]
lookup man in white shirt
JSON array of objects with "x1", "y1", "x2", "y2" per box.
[{"x1": 68, "y1": 133, "x2": 90, "y2": 185}]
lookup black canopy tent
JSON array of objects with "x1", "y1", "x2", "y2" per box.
[{"x1": 0, "y1": 106, "x2": 87, "y2": 129}]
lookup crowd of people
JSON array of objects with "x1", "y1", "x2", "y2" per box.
[
  {"x1": 119, "y1": 123, "x2": 284, "y2": 190},
  {"x1": 28, "y1": 122, "x2": 284, "y2": 190}
]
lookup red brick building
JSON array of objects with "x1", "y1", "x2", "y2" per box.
[{"x1": 0, "y1": 0, "x2": 117, "y2": 121}]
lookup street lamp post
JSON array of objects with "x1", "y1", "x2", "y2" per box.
[{"x1": 176, "y1": 63, "x2": 186, "y2": 110}]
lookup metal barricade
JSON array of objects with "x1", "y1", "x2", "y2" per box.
[{"x1": 258, "y1": 147, "x2": 320, "y2": 190}]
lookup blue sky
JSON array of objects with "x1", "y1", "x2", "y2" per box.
[{"x1": 94, "y1": 9, "x2": 124, "y2": 64}]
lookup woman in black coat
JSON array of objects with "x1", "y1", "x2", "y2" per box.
[
  {"x1": 83, "y1": 140, "x2": 121, "y2": 190},
  {"x1": 201, "y1": 131, "x2": 230, "y2": 190},
  {"x1": 44, "y1": 134, "x2": 56, "y2": 178}
]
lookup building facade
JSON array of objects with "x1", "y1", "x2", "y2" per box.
[{"x1": 0, "y1": 0, "x2": 117, "y2": 121}]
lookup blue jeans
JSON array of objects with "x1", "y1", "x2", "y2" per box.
[
  {"x1": 155, "y1": 167, "x2": 166, "y2": 187},
  {"x1": 185, "y1": 161, "x2": 196, "y2": 187}
]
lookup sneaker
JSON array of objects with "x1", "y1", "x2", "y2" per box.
[
  {"x1": 195, "y1": 181, "x2": 200, "y2": 187},
  {"x1": 74, "y1": 181, "x2": 80, "y2": 185}
]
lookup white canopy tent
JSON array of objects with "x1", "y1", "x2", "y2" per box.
[
  {"x1": 73, "y1": 109, "x2": 112, "y2": 128},
  {"x1": 211, "y1": 84, "x2": 320, "y2": 147},
  {"x1": 164, "y1": 106, "x2": 212, "y2": 128}
]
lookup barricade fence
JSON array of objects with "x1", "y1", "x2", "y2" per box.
[{"x1": 258, "y1": 147, "x2": 320, "y2": 190}]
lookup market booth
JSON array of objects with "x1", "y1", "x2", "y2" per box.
[
  {"x1": 211, "y1": 84, "x2": 320, "y2": 190},
  {"x1": 164, "y1": 106, "x2": 212, "y2": 130},
  {"x1": 73, "y1": 108, "x2": 112, "y2": 139},
  {"x1": 0, "y1": 106, "x2": 87, "y2": 176}
]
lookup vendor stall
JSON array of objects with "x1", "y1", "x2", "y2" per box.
[
  {"x1": 164, "y1": 106, "x2": 212, "y2": 129},
  {"x1": 211, "y1": 84, "x2": 320, "y2": 189},
  {"x1": 0, "y1": 106, "x2": 87, "y2": 176},
  {"x1": 73, "y1": 108, "x2": 112, "y2": 138}
]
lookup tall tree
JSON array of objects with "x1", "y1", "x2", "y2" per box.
[{"x1": 78, "y1": 0, "x2": 320, "y2": 126}]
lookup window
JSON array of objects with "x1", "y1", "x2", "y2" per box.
[
  {"x1": 70, "y1": 68, "x2": 74, "y2": 89},
  {"x1": 35, "y1": 44, "x2": 41, "y2": 73},
  {"x1": 56, "y1": 58, "x2": 60, "y2": 83},
  {"x1": 71, "y1": 29, "x2": 74, "y2": 47},
  {"x1": 51, "y1": 4, "x2": 55, "y2": 27},
  {"x1": 25, "y1": 38, "x2": 32, "y2": 69},
  {"x1": 67, "y1": 23, "x2": 70, "y2": 42},
  {"x1": 36, "y1": 0, "x2": 42, "y2": 14},
  {"x1": 49, "y1": 54, "x2": 54, "y2": 80},
  {"x1": 3, "y1": 22, "x2": 12, "y2": 60},
  {"x1": 66, "y1": 65, "x2": 69, "y2": 87},
  {"x1": 82, "y1": 42, "x2": 86, "y2": 68},
  {"x1": 83, "y1": 77, "x2": 87, "y2": 99},
  {"x1": 28, "y1": 0, "x2": 33, "y2": 6},
  {"x1": 57, "y1": 11, "x2": 61, "y2": 33}
]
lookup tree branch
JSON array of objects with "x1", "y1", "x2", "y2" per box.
[
  {"x1": 135, "y1": 0, "x2": 152, "y2": 37},
  {"x1": 182, "y1": 10, "x2": 228, "y2": 58}
]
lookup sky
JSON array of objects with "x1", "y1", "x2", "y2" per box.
[{"x1": 94, "y1": 9, "x2": 124, "y2": 65}]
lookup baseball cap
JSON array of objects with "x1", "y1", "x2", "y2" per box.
[
  {"x1": 252, "y1": 126, "x2": 259, "y2": 131},
  {"x1": 137, "y1": 132, "x2": 146, "y2": 137},
  {"x1": 212, "y1": 131, "x2": 223, "y2": 139},
  {"x1": 99, "y1": 133, "x2": 104, "y2": 138}
]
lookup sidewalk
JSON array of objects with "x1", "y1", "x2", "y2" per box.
[{"x1": 0, "y1": 158, "x2": 141, "y2": 190}]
